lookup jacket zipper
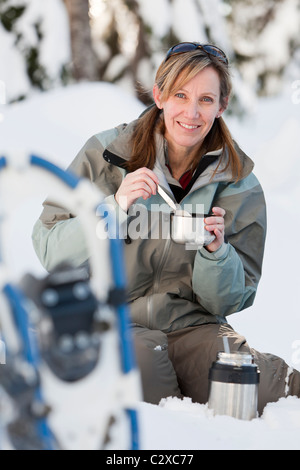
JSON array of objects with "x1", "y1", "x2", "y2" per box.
[
  {"x1": 153, "y1": 236, "x2": 171, "y2": 294},
  {"x1": 147, "y1": 237, "x2": 172, "y2": 328}
]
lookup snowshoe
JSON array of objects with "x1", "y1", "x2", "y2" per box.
[{"x1": 0, "y1": 154, "x2": 142, "y2": 450}]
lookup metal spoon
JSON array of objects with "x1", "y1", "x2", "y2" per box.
[
  {"x1": 157, "y1": 184, "x2": 178, "y2": 212},
  {"x1": 157, "y1": 185, "x2": 190, "y2": 215}
]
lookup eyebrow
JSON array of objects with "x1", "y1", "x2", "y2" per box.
[{"x1": 178, "y1": 87, "x2": 218, "y2": 97}]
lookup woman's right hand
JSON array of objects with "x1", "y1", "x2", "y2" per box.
[{"x1": 115, "y1": 167, "x2": 159, "y2": 212}]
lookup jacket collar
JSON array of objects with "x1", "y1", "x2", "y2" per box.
[{"x1": 102, "y1": 119, "x2": 254, "y2": 185}]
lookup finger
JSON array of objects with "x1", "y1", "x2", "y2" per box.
[
  {"x1": 133, "y1": 168, "x2": 159, "y2": 186},
  {"x1": 213, "y1": 228, "x2": 224, "y2": 242},
  {"x1": 129, "y1": 181, "x2": 154, "y2": 198},
  {"x1": 126, "y1": 172, "x2": 158, "y2": 195},
  {"x1": 204, "y1": 216, "x2": 224, "y2": 225},
  {"x1": 123, "y1": 187, "x2": 153, "y2": 207},
  {"x1": 205, "y1": 229, "x2": 224, "y2": 240},
  {"x1": 212, "y1": 207, "x2": 226, "y2": 217},
  {"x1": 131, "y1": 189, "x2": 153, "y2": 201},
  {"x1": 205, "y1": 223, "x2": 224, "y2": 236}
]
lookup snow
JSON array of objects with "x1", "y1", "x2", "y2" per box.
[
  {"x1": 225, "y1": 0, "x2": 300, "y2": 97},
  {"x1": 172, "y1": 0, "x2": 207, "y2": 44},
  {"x1": 138, "y1": 0, "x2": 171, "y2": 38},
  {"x1": 0, "y1": 0, "x2": 70, "y2": 102},
  {"x1": 138, "y1": 396, "x2": 300, "y2": 450},
  {"x1": 227, "y1": 89, "x2": 300, "y2": 365},
  {"x1": 0, "y1": 21, "x2": 30, "y2": 101},
  {"x1": 0, "y1": 80, "x2": 299, "y2": 450}
]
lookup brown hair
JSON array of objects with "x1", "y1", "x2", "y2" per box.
[{"x1": 126, "y1": 49, "x2": 242, "y2": 181}]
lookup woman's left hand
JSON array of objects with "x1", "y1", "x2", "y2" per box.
[{"x1": 204, "y1": 207, "x2": 226, "y2": 253}]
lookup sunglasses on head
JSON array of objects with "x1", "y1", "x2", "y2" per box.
[{"x1": 164, "y1": 42, "x2": 228, "y2": 65}]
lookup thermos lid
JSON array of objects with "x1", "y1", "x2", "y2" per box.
[
  {"x1": 217, "y1": 352, "x2": 255, "y2": 366},
  {"x1": 209, "y1": 352, "x2": 260, "y2": 385}
]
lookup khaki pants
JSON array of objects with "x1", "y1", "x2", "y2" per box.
[{"x1": 133, "y1": 324, "x2": 300, "y2": 415}]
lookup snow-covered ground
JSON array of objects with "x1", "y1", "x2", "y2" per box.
[{"x1": 0, "y1": 82, "x2": 299, "y2": 450}]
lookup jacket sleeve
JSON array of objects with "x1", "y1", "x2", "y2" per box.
[
  {"x1": 32, "y1": 217, "x2": 88, "y2": 272},
  {"x1": 192, "y1": 172, "x2": 267, "y2": 319},
  {"x1": 32, "y1": 131, "x2": 126, "y2": 272}
]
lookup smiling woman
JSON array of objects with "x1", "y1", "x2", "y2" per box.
[
  {"x1": 32, "y1": 41, "x2": 300, "y2": 416},
  {"x1": 127, "y1": 45, "x2": 240, "y2": 182},
  {"x1": 152, "y1": 67, "x2": 225, "y2": 179}
]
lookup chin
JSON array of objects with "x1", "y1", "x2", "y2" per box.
[{"x1": 177, "y1": 137, "x2": 204, "y2": 148}]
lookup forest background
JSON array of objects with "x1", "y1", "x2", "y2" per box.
[
  {"x1": 1, "y1": 0, "x2": 300, "y2": 365},
  {"x1": 1, "y1": 0, "x2": 300, "y2": 450},
  {"x1": 1, "y1": 0, "x2": 299, "y2": 108}
]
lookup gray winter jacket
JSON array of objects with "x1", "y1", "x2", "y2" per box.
[{"x1": 32, "y1": 119, "x2": 266, "y2": 333}]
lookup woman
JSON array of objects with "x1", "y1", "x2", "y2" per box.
[{"x1": 32, "y1": 42, "x2": 300, "y2": 414}]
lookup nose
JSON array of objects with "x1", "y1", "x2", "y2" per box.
[{"x1": 184, "y1": 100, "x2": 200, "y2": 119}]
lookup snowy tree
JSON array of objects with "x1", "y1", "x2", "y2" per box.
[
  {"x1": 63, "y1": 0, "x2": 98, "y2": 81},
  {"x1": 89, "y1": 0, "x2": 300, "y2": 106},
  {"x1": 89, "y1": 0, "x2": 233, "y2": 104},
  {"x1": 87, "y1": 0, "x2": 254, "y2": 113},
  {"x1": 89, "y1": 0, "x2": 152, "y2": 104},
  {"x1": 0, "y1": 0, "x2": 71, "y2": 103},
  {"x1": 225, "y1": 0, "x2": 300, "y2": 95},
  {"x1": 1, "y1": 0, "x2": 299, "y2": 107}
]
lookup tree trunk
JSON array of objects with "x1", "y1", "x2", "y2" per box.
[{"x1": 64, "y1": 0, "x2": 98, "y2": 81}]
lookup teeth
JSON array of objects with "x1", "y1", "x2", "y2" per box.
[{"x1": 179, "y1": 122, "x2": 199, "y2": 129}]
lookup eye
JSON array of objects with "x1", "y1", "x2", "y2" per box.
[
  {"x1": 201, "y1": 96, "x2": 214, "y2": 103},
  {"x1": 175, "y1": 92, "x2": 185, "y2": 99}
]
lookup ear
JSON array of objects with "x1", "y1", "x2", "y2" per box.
[
  {"x1": 216, "y1": 96, "x2": 229, "y2": 118},
  {"x1": 153, "y1": 84, "x2": 163, "y2": 109}
]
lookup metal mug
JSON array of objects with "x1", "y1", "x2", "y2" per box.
[
  {"x1": 170, "y1": 211, "x2": 215, "y2": 247},
  {"x1": 208, "y1": 352, "x2": 260, "y2": 420}
]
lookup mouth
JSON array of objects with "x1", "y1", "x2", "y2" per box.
[{"x1": 178, "y1": 122, "x2": 200, "y2": 130}]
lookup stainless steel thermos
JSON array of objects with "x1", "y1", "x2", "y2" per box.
[{"x1": 208, "y1": 352, "x2": 260, "y2": 420}]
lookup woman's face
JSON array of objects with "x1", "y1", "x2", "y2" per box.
[{"x1": 153, "y1": 66, "x2": 226, "y2": 153}]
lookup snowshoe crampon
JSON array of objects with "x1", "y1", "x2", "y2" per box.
[{"x1": 0, "y1": 154, "x2": 142, "y2": 450}]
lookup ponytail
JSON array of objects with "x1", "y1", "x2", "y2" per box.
[
  {"x1": 125, "y1": 105, "x2": 161, "y2": 173},
  {"x1": 203, "y1": 117, "x2": 242, "y2": 181}
]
